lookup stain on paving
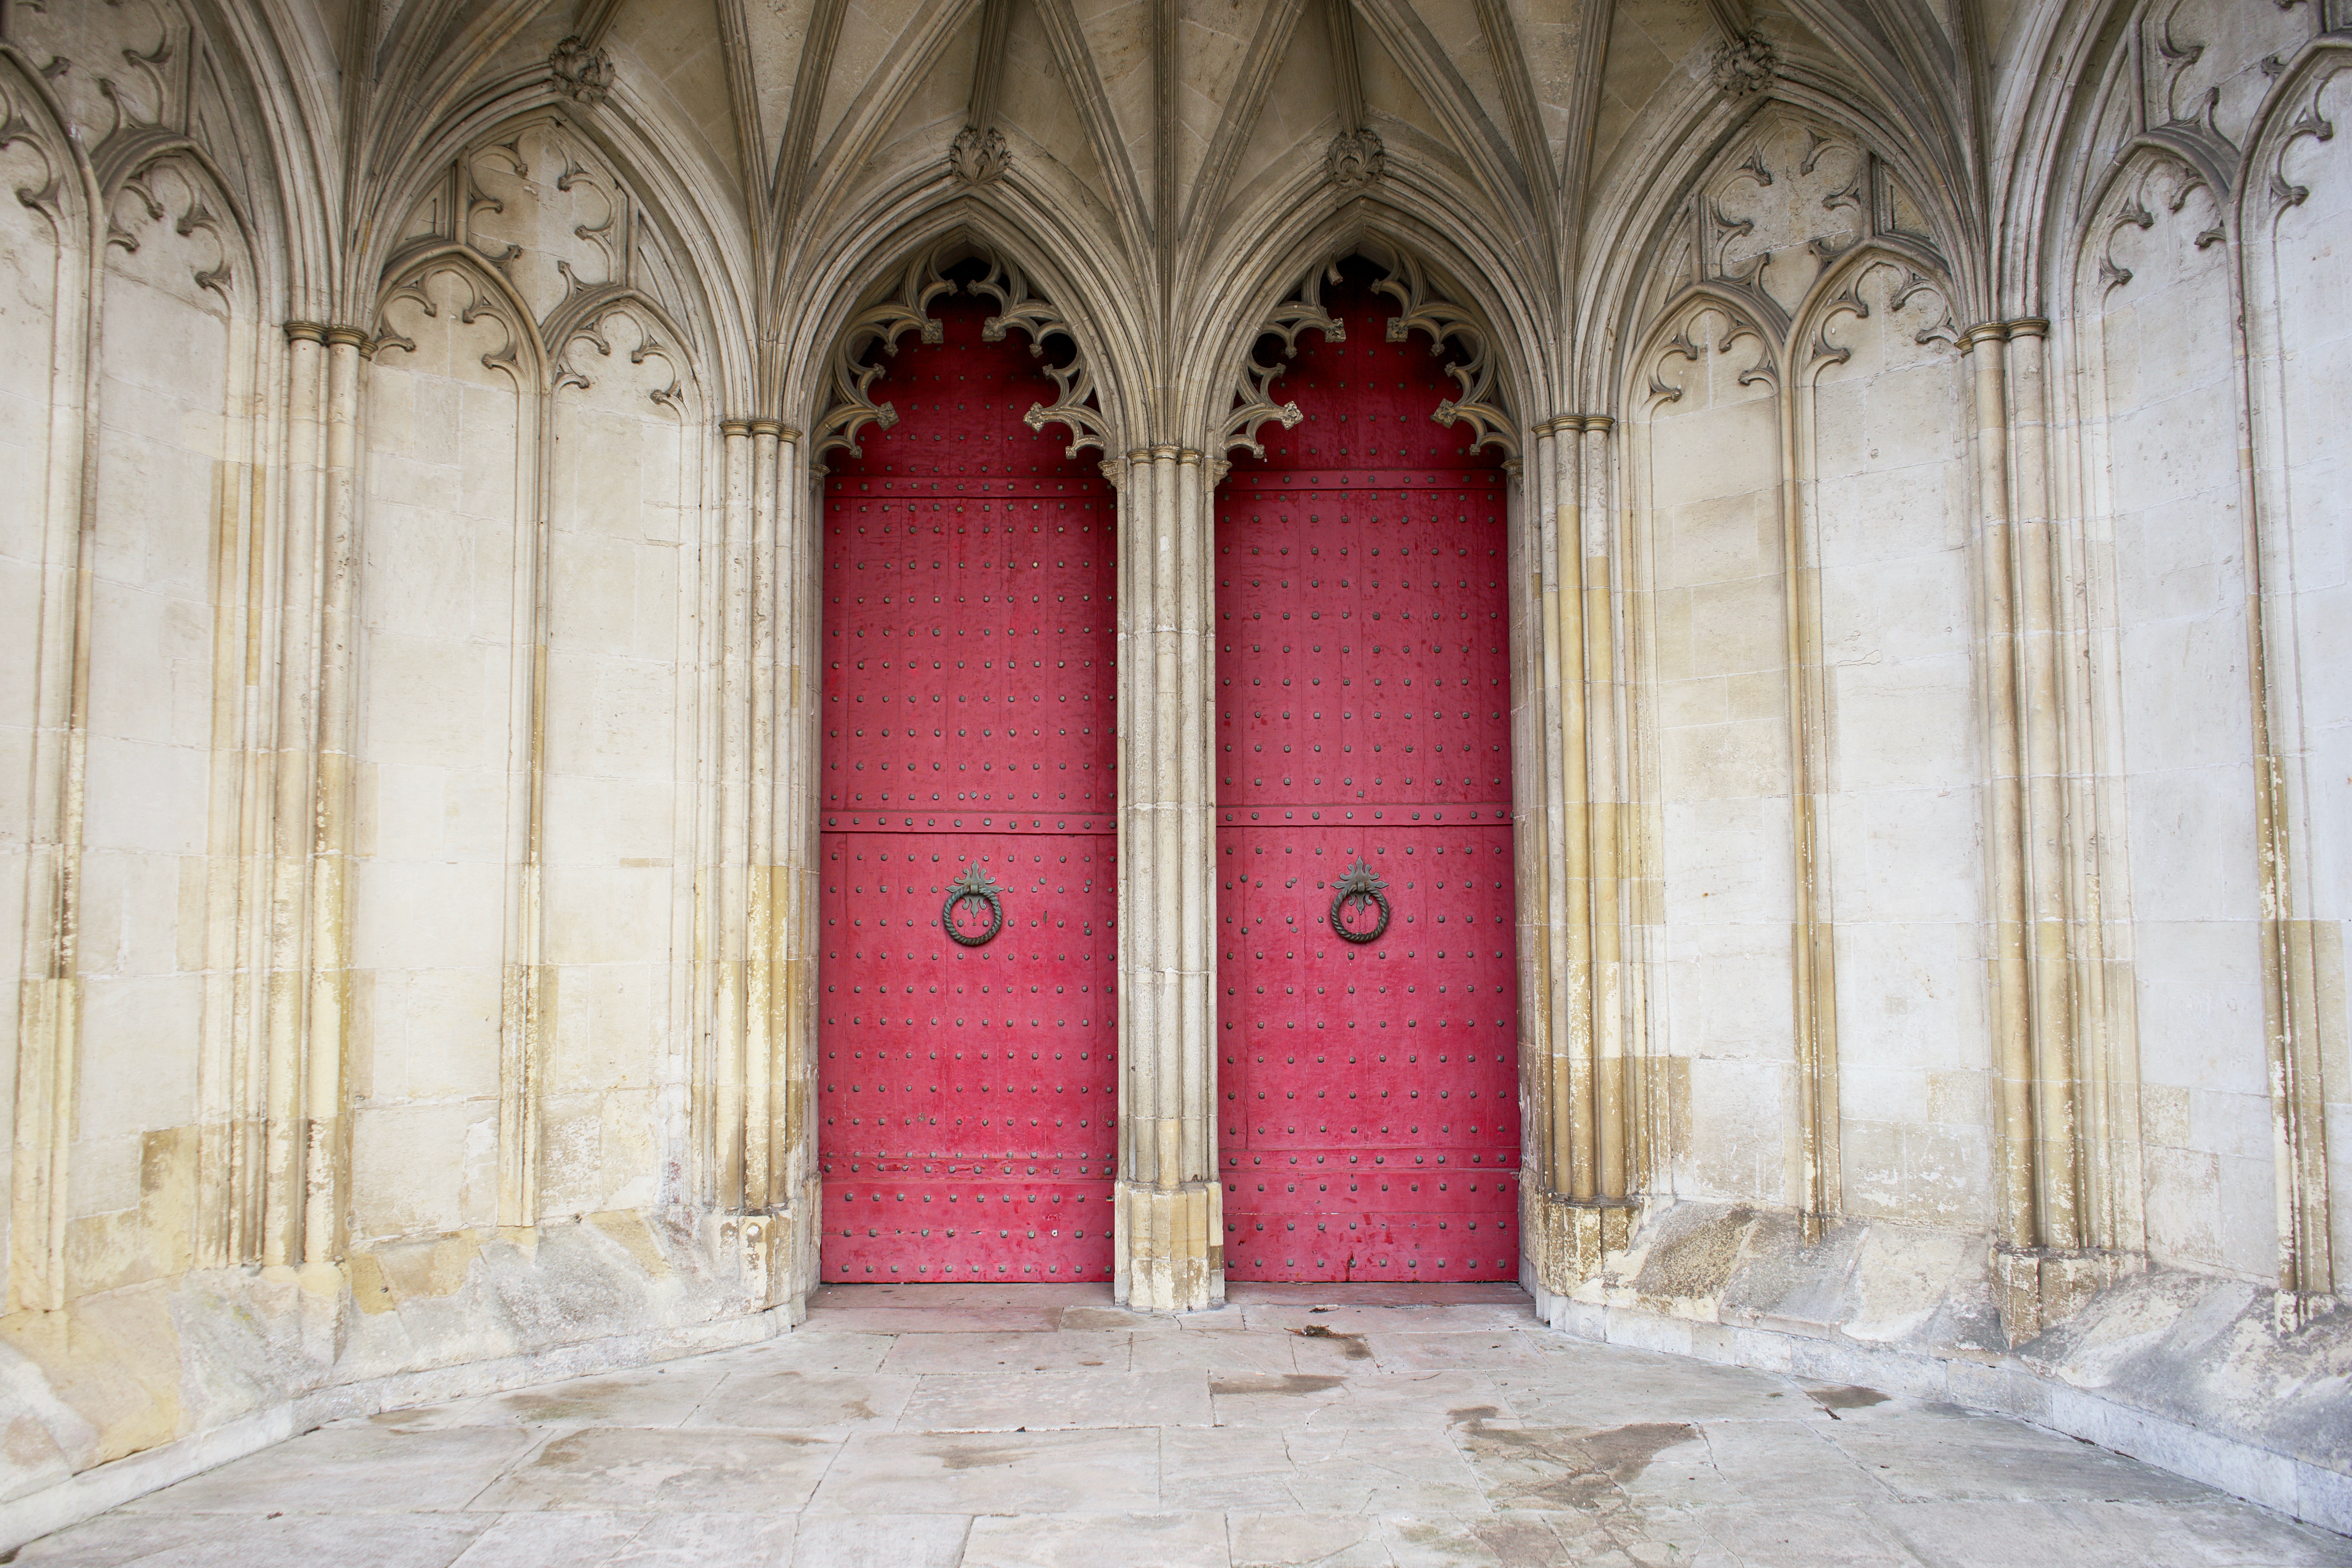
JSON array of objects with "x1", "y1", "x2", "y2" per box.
[
  {"x1": 1804, "y1": 1383, "x2": 1893, "y2": 1419},
  {"x1": 1454, "y1": 1414, "x2": 1703, "y2": 1512},
  {"x1": 1290, "y1": 1324, "x2": 1374, "y2": 1360},
  {"x1": 935, "y1": 1443, "x2": 1033, "y2": 1472},
  {"x1": 1210, "y1": 1374, "x2": 1347, "y2": 1396}
]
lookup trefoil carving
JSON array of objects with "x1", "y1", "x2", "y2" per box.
[
  {"x1": 1372, "y1": 252, "x2": 1519, "y2": 459},
  {"x1": 812, "y1": 240, "x2": 1109, "y2": 465},
  {"x1": 1216, "y1": 249, "x2": 1520, "y2": 479}
]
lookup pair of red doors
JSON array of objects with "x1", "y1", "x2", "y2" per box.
[{"x1": 818, "y1": 263, "x2": 1518, "y2": 1284}]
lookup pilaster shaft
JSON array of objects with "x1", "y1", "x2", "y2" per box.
[
  {"x1": 1968, "y1": 319, "x2": 2098, "y2": 1339},
  {"x1": 1522, "y1": 416, "x2": 1639, "y2": 1298},
  {"x1": 1115, "y1": 447, "x2": 1220, "y2": 1311},
  {"x1": 302, "y1": 328, "x2": 367, "y2": 1263}
]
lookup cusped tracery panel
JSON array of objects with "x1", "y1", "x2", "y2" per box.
[{"x1": 358, "y1": 260, "x2": 536, "y2": 1243}]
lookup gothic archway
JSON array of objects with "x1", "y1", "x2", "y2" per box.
[
  {"x1": 813, "y1": 245, "x2": 1120, "y2": 1283},
  {"x1": 1212, "y1": 255, "x2": 1523, "y2": 1283}
]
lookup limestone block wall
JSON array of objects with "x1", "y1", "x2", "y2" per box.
[{"x1": 0, "y1": 0, "x2": 2346, "y2": 1547}]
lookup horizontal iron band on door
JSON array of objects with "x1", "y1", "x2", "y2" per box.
[
  {"x1": 1222, "y1": 470, "x2": 1508, "y2": 494},
  {"x1": 1218, "y1": 805, "x2": 1511, "y2": 823},
  {"x1": 827, "y1": 817, "x2": 1115, "y2": 834},
  {"x1": 829, "y1": 475, "x2": 1112, "y2": 498}
]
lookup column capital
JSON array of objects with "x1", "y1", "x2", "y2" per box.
[
  {"x1": 720, "y1": 418, "x2": 756, "y2": 437},
  {"x1": 283, "y1": 319, "x2": 327, "y2": 344}
]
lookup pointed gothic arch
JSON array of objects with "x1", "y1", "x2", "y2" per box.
[
  {"x1": 1211, "y1": 242, "x2": 1522, "y2": 482},
  {"x1": 807, "y1": 237, "x2": 1112, "y2": 470},
  {"x1": 796, "y1": 227, "x2": 1130, "y2": 471}
]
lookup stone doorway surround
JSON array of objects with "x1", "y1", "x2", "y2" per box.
[{"x1": 798, "y1": 234, "x2": 1628, "y2": 1316}]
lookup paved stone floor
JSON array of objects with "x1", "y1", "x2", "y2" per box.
[{"x1": 24, "y1": 1283, "x2": 2351, "y2": 1566}]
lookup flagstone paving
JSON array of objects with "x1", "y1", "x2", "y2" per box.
[{"x1": 23, "y1": 1283, "x2": 2351, "y2": 1566}]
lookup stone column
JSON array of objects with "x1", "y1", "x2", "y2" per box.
[
  {"x1": 7, "y1": 207, "x2": 99, "y2": 1316},
  {"x1": 1510, "y1": 422, "x2": 1557, "y2": 1290},
  {"x1": 2006, "y1": 324, "x2": 2088, "y2": 1262},
  {"x1": 774, "y1": 428, "x2": 820, "y2": 1308},
  {"x1": 740, "y1": 418, "x2": 809, "y2": 1308},
  {"x1": 1968, "y1": 319, "x2": 2100, "y2": 1339},
  {"x1": 1523, "y1": 417, "x2": 1637, "y2": 1303},
  {"x1": 710, "y1": 419, "x2": 755, "y2": 1212},
  {"x1": 301, "y1": 325, "x2": 367, "y2": 1266},
  {"x1": 1114, "y1": 446, "x2": 1220, "y2": 1311},
  {"x1": 1583, "y1": 417, "x2": 1629, "y2": 1208},
  {"x1": 1777, "y1": 373, "x2": 1840, "y2": 1241},
  {"x1": 261, "y1": 323, "x2": 325, "y2": 1269},
  {"x1": 746, "y1": 421, "x2": 782, "y2": 1215}
]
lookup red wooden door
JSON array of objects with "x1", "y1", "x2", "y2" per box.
[
  {"x1": 819, "y1": 280, "x2": 1116, "y2": 1283},
  {"x1": 1216, "y1": 261, "x2": 1521, "y2": 1282}
]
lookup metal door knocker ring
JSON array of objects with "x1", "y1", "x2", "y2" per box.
[
  {"x1": 943, "y1": 865, "x2": 1005, "y2": 947},
  {"x1": 1329, "y1": 858, "x2": 1390, "y2": 944}
]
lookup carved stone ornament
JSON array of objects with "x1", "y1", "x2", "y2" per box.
[
  {"x1": 1214, "y1": 245, "x2": 1520, "y2": 483},
  {"x1": 1214, "y1": 261, "x2": 1345, "y2": 475},
  {"x1": 1372, "y1": 250, "x2": 1519, "y2": 459},
  {"x1": 813, "y1": 240, "x2": 1110, "y2": 465},
  {"x1": 1327, "y1": 128, "x2": 1386, "y2": 192},
  {"x1": 550, "y1": 35, "x2": 615, "y2": 104},
  {"x1": 949, "y1": 125, "x2": 1010, "y2": 185},
  {"x1": 1709, "y1": 31, "x2": 1777, "y2": 98}
]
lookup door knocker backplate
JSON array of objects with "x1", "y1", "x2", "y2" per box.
[
  {"x1": 1329, "y1": 858, "x2": 1390, "y2": 944},
  {"x1": 943, "y1": 864, "x2": 1005, "y2": 946}
]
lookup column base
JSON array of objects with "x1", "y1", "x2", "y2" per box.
[
  {"x1": 1524, "y1": 1187, "x2": 1637, "y2": 1295},
  {"x1": 1994, "y1": 1245, "x2": 2134, "y2": 1344},
  {"x1": 721, "y1": 1181, "x2": 820, "y2": 1320},
  {"x1": 1115, "y1": 1180, "x2": 1224, "y2": 1312}
]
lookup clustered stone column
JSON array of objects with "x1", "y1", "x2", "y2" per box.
[
  {"x1": 250, "y1": 321, "x2": 371, "y2": 1278},
  {"x1": 1514, "y1": 414, "x2": 1642, "y2": 1304},
  {"x1": 1965, "y1": 319, "x2": 2107, "y2": 1340},
  {"x1": 715, "y1": 418, "x2": 817, "y2": 1310},
  {"x1": 1111, "y1": 445, "x2": 1221, "y2": 1312}
]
